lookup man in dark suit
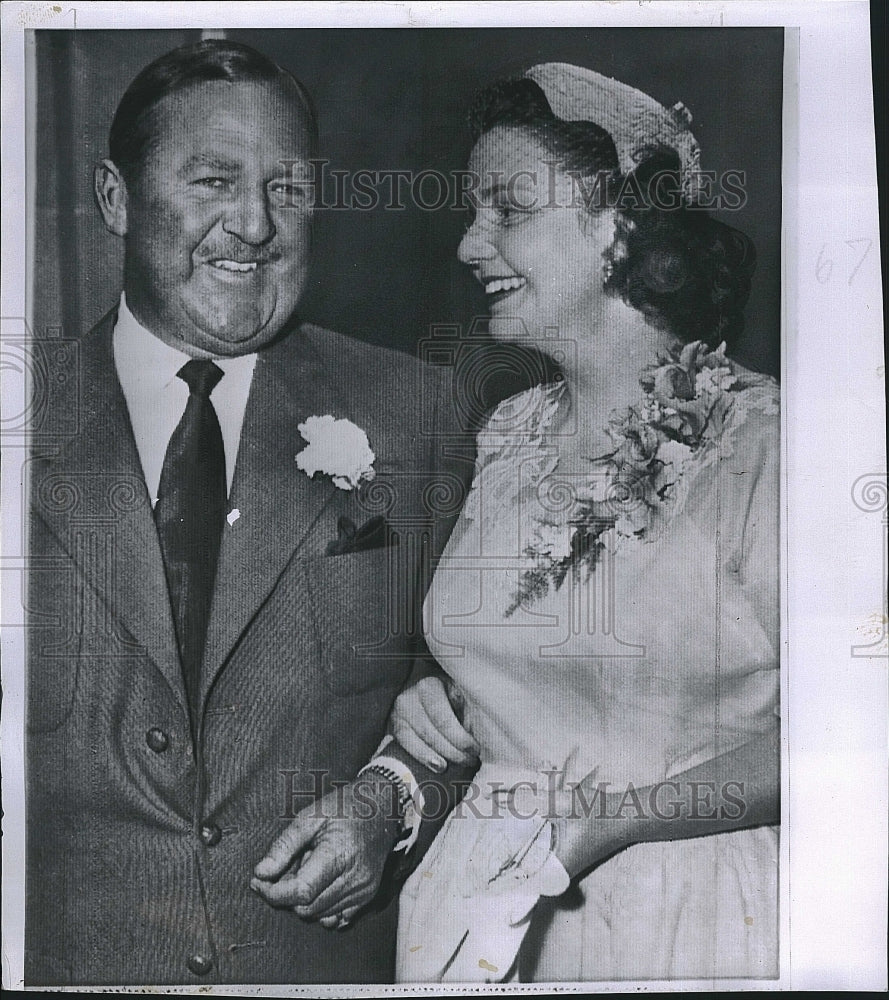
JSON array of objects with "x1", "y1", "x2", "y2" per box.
[{"x1": 26, "y1": 40, "x2": 472, "y2": 985}]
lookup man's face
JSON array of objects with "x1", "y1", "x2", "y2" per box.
[{"x1": 121, "y1": 79, "x2": 313, "y2": 357}]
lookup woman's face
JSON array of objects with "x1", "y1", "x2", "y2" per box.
[{"x1": 458, "y1": 125, "x2": 616, "y2": 343}]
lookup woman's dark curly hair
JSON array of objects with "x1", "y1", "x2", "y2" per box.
[{"x1": 468, "y1": 77, "x2": 756, "y2": 350}]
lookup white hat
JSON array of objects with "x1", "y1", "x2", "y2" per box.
[{"x1": 524, "y1": 62, "x2": 702, "y2": 202}]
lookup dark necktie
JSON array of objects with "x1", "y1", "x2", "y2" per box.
[{"x1": 155, "y1": 359, "x2": 226, "y2": 729}]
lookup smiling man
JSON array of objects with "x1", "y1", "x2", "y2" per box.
[
  {"x1": 26, "y1": 40, "x2": 470, "y2": 986},
  {"x1": 99, "y1": 68, "x2": 313, "y2": 356}
]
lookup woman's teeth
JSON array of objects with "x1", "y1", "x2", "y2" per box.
[
  {"x1": 210, "y1": 259, "x2": 259, "y2": 272},
  {"x1": 484, "y1": 276, "x2": 526, "y2": 295}
]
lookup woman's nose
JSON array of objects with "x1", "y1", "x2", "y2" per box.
[
  {"x1": 223, "y1": 185, "x2": 276, "y2": 246},
  {"x1": 457, "y1": 217, "x2": 495, "y2": 266}
]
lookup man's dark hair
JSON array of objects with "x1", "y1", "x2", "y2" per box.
[{"x1": 109, "y1": 39, "x2": 318, "y2": 182}]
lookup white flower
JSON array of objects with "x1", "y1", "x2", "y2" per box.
[
  {"x1": 695, "y1": 366, "x2": 737, "y2": 395},
  {"x1": 614, "y1": 515, "x2": 639, "y2": 539},
  {"x1": 640, "y1": 397, "x2": 663, "y2": 422},
  {"x1": 657, "y1": 439, "x2": 693, "y2": 470},
  {"x1": 295, "y1": 415, "x2": 375, "y2": 491},
  {"x1": 528, "y1": 521, "x2": 573, "y2": 561}
]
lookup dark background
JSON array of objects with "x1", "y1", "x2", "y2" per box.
[{"x1": 35, "y1": 27, "x2": 783, "y2": 384}]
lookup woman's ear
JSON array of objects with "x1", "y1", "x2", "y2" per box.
[{"x1": 94, "y1": 159, "x2": 128, "y2": 236}]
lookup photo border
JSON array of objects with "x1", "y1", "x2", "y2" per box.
[{"x1": 1, "y1": 2, "x2": 885, "y2": 993}]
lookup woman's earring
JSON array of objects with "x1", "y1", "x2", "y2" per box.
[{"x1": 603, "y1": 259, "x2": 614, "y2": 280}]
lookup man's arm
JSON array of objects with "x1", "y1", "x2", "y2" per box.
[
  {"x1": 251, "y1": 359, "x2": 478, "y2": 924},
  {"x1": 250, "y1": 738, "x2": 475, "y2": 925}
]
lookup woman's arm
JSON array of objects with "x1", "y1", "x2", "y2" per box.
[{"x1": 553, "y1": 723, "x2": 780, "y2": 879}]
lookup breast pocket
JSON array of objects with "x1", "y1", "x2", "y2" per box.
[{"x1": 304, "y1": 546, "x2": 418, "y2": 696}]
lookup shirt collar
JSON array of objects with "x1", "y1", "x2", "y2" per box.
[{"x1": 113, "y1": 293, "x2": 257, "y2": 392}]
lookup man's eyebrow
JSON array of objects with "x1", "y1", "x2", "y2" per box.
[
  {"x1": 478, "y1": 179, "x2": 536, "y2": 201},
  {"x1": 177, "y1": 153, "x2": 241, "y2": 174},
  {"x1": 479, "y1": 182, "x2": 507, "y2": 201}
]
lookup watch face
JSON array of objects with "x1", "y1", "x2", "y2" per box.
[{"x1": 359, "y1": 764, "x2": 412, "y2": 822}]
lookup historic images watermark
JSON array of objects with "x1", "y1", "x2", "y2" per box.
[
  {"x1": 276, "y1": 159, "x2": 749, "y2": 213},
  {"x1": 279, "y1": 768, "x2": 749, "y2": 824}
]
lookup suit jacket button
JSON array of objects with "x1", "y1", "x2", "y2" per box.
[
  {"x1": 187, "y1": 954, "x2": 212, "y2": 976},
  {"x1": 146, "y1": 728, "x2": 169, "y2": 753},
  {"x1": 199, "y1": 823, "x2": 222, "y2": 846}
]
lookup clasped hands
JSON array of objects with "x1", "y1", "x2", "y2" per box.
[
  {"x1": 251, "y1": 665, "x2": 481, "y2": 928},
  {"x1": 250, "y1": 775, "x2": 404, "y2": 928}
]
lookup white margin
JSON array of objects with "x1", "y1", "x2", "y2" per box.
[{"x1": 1, "y1": 0, "x2": 885, "y2": 994}]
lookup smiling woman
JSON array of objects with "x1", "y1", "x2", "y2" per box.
[
  {"x1": 459, "y1": 74, "x2": 755, "y2": 359},
  {"x1": 459, "y1": 125, "x2": 621, "y2": 346},
  {"x1": 392, "y1": 63, "x2": 780, "y2": 984}
]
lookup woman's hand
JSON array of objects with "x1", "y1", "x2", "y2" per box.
[{"x1": 390, "y1": 662, "x2": 480, "y2": 772}]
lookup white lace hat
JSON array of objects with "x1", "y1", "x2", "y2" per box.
[{"x1": 524, "y1": 62, "x2": 702, "y2": 202}]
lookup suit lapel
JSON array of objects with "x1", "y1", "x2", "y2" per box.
[
  {"x1": 31, "y1": 313, "x2": 185, "y2": 711},
  {"x1": 200, "y1": 326, "x2": 346, "y2": 699}
]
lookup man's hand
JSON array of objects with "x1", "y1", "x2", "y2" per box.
[
  {"x1": 251, "y1": 777, "x2": 402, "y2": 928},
  {"x1": 390, "y1": 664, "x2": 479, "y2": 771}
]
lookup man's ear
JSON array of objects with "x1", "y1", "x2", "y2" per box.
[{"x1": 94, "y1": 159, "x2": 128, "y2": 236}]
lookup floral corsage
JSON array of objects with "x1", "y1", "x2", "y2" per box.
[{"x1": 507, "y1": 340, "x2": 742, "y2": 615}]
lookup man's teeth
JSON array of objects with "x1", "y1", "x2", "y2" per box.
[
  {"x1": 484, "y1": 276, "x2": 526, "y2": 295},
  {"x1": 210, "y1": 259, "x2": 259, "y2": 272}
]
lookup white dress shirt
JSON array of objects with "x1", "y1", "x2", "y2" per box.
[
  {"x1": 112, "y1": 294, "x2": 257, "y2": 505},
  {"x1": 114, "y1": 295, "x2": 421, "y2": 851}
]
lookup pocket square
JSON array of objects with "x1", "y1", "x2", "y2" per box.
[{"x1": 325, "y1": 515, "x2": 396, "y2": 556}]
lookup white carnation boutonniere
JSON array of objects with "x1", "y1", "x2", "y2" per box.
[{"x1": 295, "y1": 415, "x2": 375, "y2": 491}]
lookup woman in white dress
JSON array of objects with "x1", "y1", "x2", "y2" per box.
[{"x1": 392, "y1": 63, "x2": 780, "y2": 983}]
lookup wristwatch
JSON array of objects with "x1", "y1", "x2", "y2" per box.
[{"x1": 357, "y1": 757, "x2": 422, "y2": 851}]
